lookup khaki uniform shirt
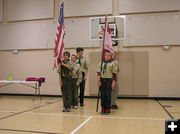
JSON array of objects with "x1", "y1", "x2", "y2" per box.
[
  {"x1": 97, "y1": 60, "x2": 118, "y2": 78},
  {"x1": 112, "y1": 59, "x2": 119, "y2": 73},
  {"x1": 77, "y1": 56, "x2": 88, "y2": 72},
  {"x1": 70, "y1": 61, "x2": 82, "y2": 85}
]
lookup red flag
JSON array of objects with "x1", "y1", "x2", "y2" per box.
[
  {"x1": 104, "y1": 21, "x2": 114, "y2": 55},
  {"x1": 53, "y1": 2, "x2": 65, "y2": 69}
]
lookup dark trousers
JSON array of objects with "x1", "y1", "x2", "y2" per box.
[
  {"x1": 72, "y1": 78, "x2": 79, "y2": 106},
  {"x1": 100, "y1": 78, "x2": 112, "y2": 109},
  {"x1": 61, "y1": 77, "x2": 72, "y2": 109},
  {"x1": 79, "y1": 72, "x2": 85, "y2": 105}
]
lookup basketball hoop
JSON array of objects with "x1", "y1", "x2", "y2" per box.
[
  {"x1": 90, "y1": 16, "x2": 126, "y2": 41},
  {"x1": 98, "y1": 30, "x2": 104, "y2": 37}
]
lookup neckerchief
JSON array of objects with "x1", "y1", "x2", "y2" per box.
[
  {"x1": 61, "y1": 59, "x2": 70, "y2": 77},
  {"x1": 103, "y1": 60, "x2": 112, "y2": 74},
  {"x1": 63, "y1": 59, "x2": 70, "y2": 64},
  {"x1": 77, "y1": 56, "x2": 83, "y2": 65}
]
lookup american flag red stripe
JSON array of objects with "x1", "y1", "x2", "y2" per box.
[{"x1": 53, "y1": 2, "x2": 65, "y2": 69}]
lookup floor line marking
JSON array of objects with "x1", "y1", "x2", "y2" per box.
[
  {"x1": 155, "y1": 99, "x2": 174, "y2": 119},
  {"x1": 0, "y1": 100, "x2": 61, "y2": 120},
  {"x1": 0, "y1": 110, "x2": 166, "y2": 121},
  {"x1": 93, "y1": 116, "x2": 165, "y2": 121},
  {"x1": 70, "y1": 116, "x2": 93, "y2": 134}
]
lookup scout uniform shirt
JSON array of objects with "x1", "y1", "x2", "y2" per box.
[
  {"x1": 57, "y1": 60, "x2": 72, "y2": 79},
  {"x1": 70, "y1": 61, "x2": 82, "y2": 85},
  {"x1": 112, "y1": 59, "x2": 119, "y2": 73},
  {"x1": 77, "y1": 56, "x2": 88, "y2": 72},
  {"x1": 97, "y1": 60, "x2": 118, "y2": 78}
]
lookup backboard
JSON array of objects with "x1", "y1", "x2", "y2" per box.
[{"x1": 89, "y1": 16, "x2": 126, "y2": 41}]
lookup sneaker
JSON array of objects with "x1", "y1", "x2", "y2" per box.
[
  {"x1": 62, "y1": 108, "x2": 67, "y2": 112},
  {"x1": 74, "y1": 106, "x2": 78, "y2": 109},
  {"x1": 111, "y1": 104, "x2": 118, "y2": 109},
  {"x1": 66, "y1": 108, "x2": 71, "y2": 112}
]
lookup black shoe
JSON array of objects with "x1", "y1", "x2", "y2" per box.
[
  {"x1": 101, "y1": 112, "x2": 105, "y2": 115},
  {"x1": 62, "y1": 108, "x2": 67, "y2": 112},
  {"x1": 104, "y1": 112, "x2": 110, "y2": 115},
  {"x1": 80, "y1": 103, "x2": 84, "y2": 107},
  {"x1": 111, "y1": 104, "x2": 118, "y2": 109}
]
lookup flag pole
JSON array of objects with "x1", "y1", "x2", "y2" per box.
[{"x1": 96, "y1": 16, "x2": 108, "y2": 112}]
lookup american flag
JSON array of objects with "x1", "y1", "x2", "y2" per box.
[
  {"x1": 104, "y1": 20, "x2": 114, "y2": 55},
  {"x1": 53, "y1": 2, "x2": 65, "y2": 69}
]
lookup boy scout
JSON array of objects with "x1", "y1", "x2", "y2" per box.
[
  {"x1": 111, "y1": 55, "x2": 119, "y2": 109},
  {"x1": 97, "y1": 51, "x2": 118, "y2": 115},
  {"x1": 76, "y1": 47, "x2": 88, "y2": 106},
  {"x1": 57, "y1": 51, "x2": 73, "y2": 112},
  {"x1": 70, "y1": 54, "x2": 82, "y2": 109}
]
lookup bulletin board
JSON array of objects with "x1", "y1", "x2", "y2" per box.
[
  {"x1": 7, "y1": 0, "x2": 54, "y2": 22},
  {"x1": 119, "y1": 0, "x2": 180, "y2": 14},
  {"x1": 0, "y1": 22, "x2": 48, "y2": 50},
  {"x1": 64, "y1": 0, "x2": 112, "y2": 17},
  {"x1": 124, "y1": 12, "x2": 180, "y2": 46}
]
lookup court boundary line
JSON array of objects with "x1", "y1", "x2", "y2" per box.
[
  {"x1": 155, "y1": 99, "x2": 174, "y2": 119},
  {"x1": 0, "y1": 110, "x2": 166, "y2": 121},
  {"x1": 25, "y1": 112, "x2": 166, "y2": 121},
  {"x1": 70, "y1": 116, "x2": 93, "y2": 134},
  {"x1": 0, "y1": 99, "x2": 61, "y2": 120}
]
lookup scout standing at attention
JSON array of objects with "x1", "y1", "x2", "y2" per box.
[
  {"x1": 70, "y1": 54, "x2": 82, "y2": 109},
  {"x1": 76, "y1": 47, "x2": 88, "y2": 106},
  {"x1": 111, "y1": 54, "x2": 119, "y2": 109},
  {"x1": 57, "y1": 51, "x2": 73, "y2": 112},
  {"x1": 97, "y1": 51, "x2": 118, "y2": 115}
]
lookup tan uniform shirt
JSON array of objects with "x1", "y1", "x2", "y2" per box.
[
  {"x1": 112, "y1": 59, "x2": 119, "y2": 73},
  {"x1": 97, "y1": 60, "x2": 118, "y2": 78},
  {"x1": 77, "y1": 56, "x2": 88, "y2": 72},
  {"x1": 70, "y1": 61, "x2": 82, "y2": 85}
]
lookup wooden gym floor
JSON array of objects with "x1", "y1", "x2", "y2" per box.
[{"x1": 0, "y1": 96, "x2": 179, "y2": 134}]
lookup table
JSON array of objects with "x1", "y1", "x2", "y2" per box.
[{"x1": 0, "y1": 80, "x2": 41, "y2": 98}]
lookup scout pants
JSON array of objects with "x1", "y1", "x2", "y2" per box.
[
  {"x1": 100, "y1": 78, "x2": 112, "y2": 109},
  {"x1": 61, "y1": 77, "x2": 72, "y2": 109},
  {"x1": 72, "y1": 78, "x2": 79, "y2": 106},
  {"x1": 111, "y1": 84, "x2": 119, "y2": 105},
  {"x1": 79, "y1": 72, "x2": 85, "y2": 105}
]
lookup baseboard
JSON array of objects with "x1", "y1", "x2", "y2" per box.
[
  {"x1": 0, "y1": 93, "x2": 180, "y2": 100},
  {"x1": 0, "y1": 93, "x2": 62, "y2": 97}
]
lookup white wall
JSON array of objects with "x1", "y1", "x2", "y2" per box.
[
  {"x1": 0, "y1": 0, "x2": 180, "y2": 97},
  {"x1": 0, "y1": 0, "x2": 3, "y2": 22}
]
